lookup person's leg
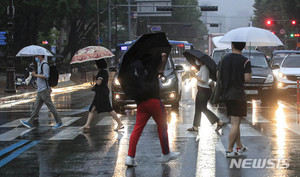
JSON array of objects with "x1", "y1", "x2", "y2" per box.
[
  {"x1": 80, "y1": 106, "x2": 96, "y2": 130},
  {"x1": 110, "y1": 110, "x2": 123, "y2": 130},
  {"x1": 28, "y1": 91, "x2": 44, "y2": 125},
  {"x1": 200, "y1": 88, "x2": 221, "y2": 125},
  {"x1": 41, "y1": 89, "x2": 62, "y2": 124},
  {"x1": 235, "y1": 121, "x2": 243, "y2": 148},
  {"x1": 151, "y1": 99, "x2": 170, "y2": 155},
  {"x1": 190, "y1": 90, "x2": 202, "y2": 131},
  {"x1": 227, "y1": 116, "x2": 241, "y2": 152},
  {"x1": 128, "y1": 101, "x2": 150, "y2": 157}
]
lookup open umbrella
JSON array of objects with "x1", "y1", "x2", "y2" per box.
[
  {"x1": 70, "y1": 46, "x2": 114, "y2": 64},
  {"x1": 183, "y1": 49, "x2": 217, "y2": 81},
  {"x1": 118, "y1": 32, "x2": 172, "y2": 100},
  {"x1": 16, "y1": 45, "x2": 53, "y2": 57},
  {"x1": 119, "y1": 32, "x2": 172, "y2": 72},
  {"x1": 219, "y1": 27, "x2": 283, "y2": 46}
]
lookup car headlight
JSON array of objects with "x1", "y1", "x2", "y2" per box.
[
  {"x1": 278, "y1": 72, "x2": 287, "y2": 79},
  {"x1": 265, "y1": 74, "x2": 274, "y2": 83},
  {"x1": 114, "y1": 78, "x2": 120, "y2": 85},
  {"x1": 162, "y1": 76, "x2": 175, "y2": 86}
]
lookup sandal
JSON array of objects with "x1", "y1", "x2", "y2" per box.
[
  {"x1": 187, "y1": 127, "x2": 198, "y2": 131},
  {"x1": 80, "y1": 126, "x2": 90, "y2": 132},
  {"x1": 215, "y1": 122, "x2": 225, "y2": 131},
  {"x1": 114, "y1": 125, "x2": 124, "y2": 131}
]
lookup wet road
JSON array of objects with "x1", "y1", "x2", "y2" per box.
[{"x1": 0, "y1": 80, "x2": 300, "y2": 177}]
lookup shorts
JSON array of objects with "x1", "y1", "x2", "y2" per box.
[{"x1": 225, "y1": 100, "x2": 247, "y2": 117}]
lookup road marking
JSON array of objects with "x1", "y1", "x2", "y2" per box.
[
  {"x1": 0, "y1": 140, "x2": 41, "y2": 168},
  {"x1": 196, "y1": 124, "x2": 219, "y2": 177},
  {"x1": 227, "y1": 124, "x2": 262, "y2": 136},
  {"x1": 49, "y1": 127, "x2": 82, "y2": 140},
  {"x1": 0, "y1": 118, "x2": 29, "y2": 128},
  {"x1": 0, "y1": 128, "x2": 35, "y2": 141},
  {"x1": 96, "y1": 116, "x2": 114, "y2": 125},
  {"x1": 0, "y1": 140, "x2": 30, "y2": 157},
  {"x1": 61, "y1": 117, "x2": 81, "y2": 126}
]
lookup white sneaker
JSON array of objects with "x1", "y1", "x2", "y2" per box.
[
  {"x1": 161, "y1": 151, "x2": 180, "y2": 163},
  {"x1": 237, "y1": 145, "x2": 248, "y2": 153},
  {"x1": 125, "y1": 156, "x2": 137, "y2": 167},
  {"x1": 226, "y1": 151, "x2": 241, "y2": 158}
]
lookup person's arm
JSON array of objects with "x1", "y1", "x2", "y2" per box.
[
  {"x1": 190, "y1": 71, "x2": 206, "y2": 84},
  {"x1": 32, "y1": 63, "x2": 49, "y2": 79},
  {"x1": 158, "y1": 53, "x2": 168, "y2": 76},
  {"x1": 96, "y1": 77, "x2": 103, "y2": 85},
  {"x1": 244, "y1": 59, "x2": 252, "y2": 83}
]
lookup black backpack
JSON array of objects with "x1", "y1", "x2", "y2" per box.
[
  {"x1": 41, "y1": 63, "x2": 59, "y2": 87},
  {"x1": 118, "y1": 60, "x2": 151, "y2": 101}
]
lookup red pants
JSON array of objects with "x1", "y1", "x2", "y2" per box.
[{"x1": 128, "y1": 99, "x2": 170, "y2": 157}]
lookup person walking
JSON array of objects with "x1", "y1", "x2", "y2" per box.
[
  {"x1": 220, "y1": 42, "x2": 252, "y2": 158},
  {"x1": 188, "y1": 59, "x2": 224, "y2": 132},
  {"x1": 124, "y1": 53, "x2": 180, "y2": 167},
  {"x1": 80, "y1": 60, "x2": 123, "y2": 131},
  {"x1": 20, "y1": 55, "x2": 63, "y2": 129}
]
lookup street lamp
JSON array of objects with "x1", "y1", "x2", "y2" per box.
[{"x1": 5, "y1": 0, "x2": 16, "y2": 93}]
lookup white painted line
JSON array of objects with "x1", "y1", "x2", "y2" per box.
[
  {"x1": 196, "y1": 124, "x2": 219, "y2": 177},
  {"x1": 245, "y1": 115, "x2": 271, "y2": 124},
  {"x1": 175, "y1": 124, "x2": 198, "y2": 138},
  {"x1": 96, "y1": 116, "x2": 114, "y2": 126},
  {"x1": 0, "y1": 127, "x2": 35, "y2": 141},
  {"x1": 227, "y1": 124, "x2": 262, "y2": 136},
  {"x1": 62, "y1": 117, "x2": 81, "y2": 126},
  {"x1": 0, "y1": 118, "x2": 30, "y2": 128},
  {"x1": 286, "y1": 123, "x2": 300, "y2": 136},
  {"x1": 49, "y1": 127, "x2": 82, "y2": 140}
]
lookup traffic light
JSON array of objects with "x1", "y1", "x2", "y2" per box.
[
  {"x1": 156, "y1": 6, "x2": 173, "y2": 11},
  {"x1": 290, "y1": 33, "x2": 294, "y2": 38},
  {"x1": 265, "y1": 19, "x2": 272, "y2": 26},
  {"x1": 291, "y1": 20, "x2": 297, "y2": 25},
  {"x1": 200, "y1": 6, "x2": 218, "y2": 11}
]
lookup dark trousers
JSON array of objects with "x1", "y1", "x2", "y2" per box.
[{"x1": 193, "y1": 86, "x2": 220, "y2": 127}]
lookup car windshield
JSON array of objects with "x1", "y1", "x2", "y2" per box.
[
  {"x1": 274, "y1": 53, "x2": 290, "y2": 58},
  {"x1": 242, "y1": 53, "x2": 268, "y2": 67},
  {"x1": 272, "y1": 57, "x2": 284, "y2": 66},
  {"x1": 282, "y1": 56, "x2": 300, "y2": 67},
  {"x1": 212, "y1": 50, "x2": 225, "y2": 64},
  {"x1": 165, "y1": 58, "x2": 173, "y2": 71}
]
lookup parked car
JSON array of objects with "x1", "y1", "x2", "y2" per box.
[
  {"x1": 111, "y1": 57, "x2": 184, "y2": 113},
  {"x1": 272, "y1": 54, "x2": 300, "y2": 95},
  {"x1": 270, "y1": 50, "x2": 300, "y2": 69},
  {"x1": 211, "y1": 49, "x2": 276, "y2": 105}
]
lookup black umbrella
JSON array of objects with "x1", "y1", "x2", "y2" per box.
[
  {"x1": 119, "y1": 32, "x2": 171, "y2": 73},
  {"x1": 118, "y1": 32, "x2": 172, "y2": 100},
  {"x1": 183, "y1": 49, "x2": 217, "y2": 81}
]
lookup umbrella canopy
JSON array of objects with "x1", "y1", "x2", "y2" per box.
[
  {"x1": 16, "y1": 45, "x2": 53, "y2": 57},
  {"x1": 70, "y1": 46, "x2": 114, "y2": 64},
  {"x1": 219, "y1": 27, "x2": 284, "y2": 46},
  {"x1": 119, "y1": 32, "x2": 171, "y2": 77},
  {"x1": 183, "y1": 49, "x2": 217, "y2": 81}
]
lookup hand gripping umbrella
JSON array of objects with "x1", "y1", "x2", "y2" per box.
[{"x1": 183, "y1": 49, "x2": 217, "y2": 81}]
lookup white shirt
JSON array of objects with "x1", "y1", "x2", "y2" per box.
[{"x1": 196, "y1": 65, "x2": 210, "y2": 88}]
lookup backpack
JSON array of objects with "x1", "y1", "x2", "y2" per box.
[
  {"x1": 118, "y1": 60, "x2": 151, "y2": 101},
  {"x1": 41, "y1": 63, "x2": 59, "y2": 87}
]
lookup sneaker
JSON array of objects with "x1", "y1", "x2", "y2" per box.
[
  {"x1": 161, "y1": 151, "x2": 180, "y2": 163},
  {"x1": 52, "y1": 123, "x2": 64, "y2": 129},
  {"x1": 236, "y1": 146, "x2": 248, "y2": 153},
  {"x1": 226, "y1": 151, "x2": 241, "y2": 158},
  {"x1": 20, "y1": 120, "x2": 32, "y2": 129},
  {"x1": 125, "y1": 156, "x2": 137, "y2": 167}
]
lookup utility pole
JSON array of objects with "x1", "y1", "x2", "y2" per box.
[
  {"x1": 97, "y1": 0, "x2": 100, "y2": 46},
  {"x1": 5, "y1": 0, "x2": 16, "y2": 93},
  {"x1": 128, "y1": 0, "x2": 132, "y2": 40},
  {"x1": 108, "y1": 0, "x2": 112, "y2": 49}
]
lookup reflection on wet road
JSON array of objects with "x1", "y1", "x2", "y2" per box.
[{"x1": 0, "y1": 79, "x2": 300, "y2": 176}]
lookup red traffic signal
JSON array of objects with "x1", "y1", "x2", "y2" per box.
[
  {"x1": 291, "y1": 20, "x2": 297, "y2": 25},
  {"x1": 265, "y1": 19, "x2": 272, "y2": 26}
]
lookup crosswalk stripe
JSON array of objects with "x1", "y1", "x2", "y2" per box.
[
  {"x1": 0, "y1": 118, "x2": 29, "y2": 128},
  {"x1": 0, "y1": 128, "x2": 35, "y2": 141},
  {"x1": 61, "y1": 117, "x2": 81, "y2": 126},
  {"x1": 49, "y1": 127, "x2": 82, "y2": 140}
]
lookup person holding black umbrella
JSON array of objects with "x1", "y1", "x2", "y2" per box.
[
  {"x1": 118, "y1": 33, "x2": 180, "y2": 167},
  {"x1": 189, "y1": 58, "x2": 224, "y2": 132}
]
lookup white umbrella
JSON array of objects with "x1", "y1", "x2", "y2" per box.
[
  {"x1": 219, "y1": 27, "x2": 284, "y2": 46},
  {"x1": 16, "y1": 45, "x2": 53, "y2": 57}
]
